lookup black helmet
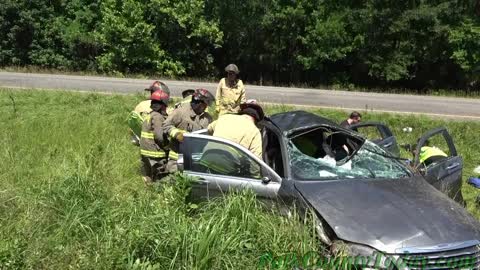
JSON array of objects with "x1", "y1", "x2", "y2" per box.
[
  {"x1": 182, "y1": 89, "x2": 195, "y2": 98},
  {"x1": 240, "y1": 102, "x2": 265, "y2": 122},
  {"x1": 192, "y1": 88, "x2": 215, "y2": 106}
]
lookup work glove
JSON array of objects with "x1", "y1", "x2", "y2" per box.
[{"x1": 176, "y1": 131, "x2": 185, "y2": 142}]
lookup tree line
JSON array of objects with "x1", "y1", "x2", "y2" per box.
[{"x1": 1, "y1": 0, "x2": 479, "y2": 91}]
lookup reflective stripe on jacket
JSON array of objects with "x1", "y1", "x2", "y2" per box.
[{"x1": 140, "y1": 111, "x2": 168, "y2": 159}]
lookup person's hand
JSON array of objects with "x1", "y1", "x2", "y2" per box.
[{"x1": 176, "y1": 132, "x2": 184, "y2": 142}]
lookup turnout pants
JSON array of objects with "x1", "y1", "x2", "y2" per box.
[{"x1": 141, "y1": 156, "x2": 168, "y2": 182}]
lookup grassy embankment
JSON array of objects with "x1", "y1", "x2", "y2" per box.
[{"x1": 0, "y1": 89, "x2": 479, "y2": 269}]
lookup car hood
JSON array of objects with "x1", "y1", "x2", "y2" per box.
[{"x1": 295, "y1": 176, "x2": 480, "y2": 254}]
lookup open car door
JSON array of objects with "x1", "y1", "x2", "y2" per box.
[
  {"x1": 177, "y1": 133, "x2": 282, "y2": 202},
  {"x1": 414, "y1": 127, "x2": 465, "y2": 205},
  {"x1": 349, "y1": 122, "x2": 400, "y2": 157}
]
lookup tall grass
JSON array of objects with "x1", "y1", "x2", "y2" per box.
[{"x1": 0, "y1": 89, "x2": 320, "y2": 269}]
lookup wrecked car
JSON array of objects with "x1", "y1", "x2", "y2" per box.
[
  {"x1": 349, "y1": 122, "x2": 465, "y2": 204},
  {"x1": 177, "y1": 110, "x2": 480, "y2": 269}
]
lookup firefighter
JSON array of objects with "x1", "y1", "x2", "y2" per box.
[
  {"x1": 208, "y1": 101, "x2": 264, "y2": 158},
  {"x1": 411, "y1": 139, "x2": 448, "y2": 167},
  {"x1": 139, "y1": 89, "x2": 170, "y2": 184},
  {"x1": 201, "y1": 101, "x2": 265, "y2": 178},
  {"x1": 173, "y1": 89, "x2": 195, "y2": 109},
  {"x1": 215, "y1": 64, "x2": 246, "y2": 115},
  {"x1": 418, "y1": 144, "x2": 448, "y2": 166},
  {"x1": 163, "y1": 88, "x2": 215, "y2": 172},
  {"x1": 127, "y1": 81, "x2": 170, "y2": 145}
]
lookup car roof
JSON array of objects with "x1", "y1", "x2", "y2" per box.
[{"x1": 269, "y1": 110, "x2": 340, "y2": 134}]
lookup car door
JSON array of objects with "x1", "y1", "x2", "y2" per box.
[
  {"x1": 349, "y1": 122, "x2": 400, "y2": 157},
  {"x1": 178, "y1": 133, "x2": 282, "y2": 202},
  {"x1": 414, "y1": 127, "x2": 465, "y2": 205}
]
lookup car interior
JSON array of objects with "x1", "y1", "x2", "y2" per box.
[
  {"x1": 290, "y1": 127, "x2": 362, "y2": 162},
  {"x1": 261, "y1": 125, "x2": 365, "y2": 178}
]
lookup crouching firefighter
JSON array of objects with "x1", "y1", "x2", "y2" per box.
[{"x1": 140, "y1": 89, "x2": 171, "y2": 184}]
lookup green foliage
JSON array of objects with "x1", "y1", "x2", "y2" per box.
[
  {"x1": 449, "y1": 19, "x2": 480, "y2": 84},
  {"x1": 0, "y1": 0, "x2": 480, "y2": 89}
]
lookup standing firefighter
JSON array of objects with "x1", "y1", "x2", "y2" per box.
[
  {"x1": 140, "y1": 89, "x2": 170, "y2": 184},
  {"x1": 128, "y1": 81, "x2": 170, "y2": 145},
  {"x1": 215, "y1": 64, "x2": 246, "y2": 115},
  {"x1": 163, "y1": 88, "x2": 215, "y2": 172}
]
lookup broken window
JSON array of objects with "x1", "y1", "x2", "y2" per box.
[{"x1": 288, "y1": 127, "x2": 411, "y2": 180}]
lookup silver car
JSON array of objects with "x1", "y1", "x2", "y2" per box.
[{"x1": 178, "y1": 110, "x2": 480, "y2": 269}]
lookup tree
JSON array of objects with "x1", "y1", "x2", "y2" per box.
[{"x1": 95, "y1": 0, "x2": 184, "y2": 76}]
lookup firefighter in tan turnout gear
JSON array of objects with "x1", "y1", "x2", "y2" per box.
[
  {"x1": 215, "y1": 64, "x2": 246, "y2": 115},
  {"x1": 139, "y1": 89, "x2": 170, "y2": 184},
  {"x1": 163, "y1": 88, "x2": 215, "y2": 172},
  {"x1": 128, "y1": 81, "x2": 170, "y2": 145},
  {"x1": 201, "y1": 101, "x2": 265, "y2": 178},
  {"x1": 174, "y1": 89, "x2": 195, "y2": 109},
  {"x1": 208, "y1": 101, "x2": 264, "y2": 159}
]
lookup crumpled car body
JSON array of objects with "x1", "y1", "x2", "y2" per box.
[{"x1": 178, "y1": 110, "x2": 480, "y2": 269}]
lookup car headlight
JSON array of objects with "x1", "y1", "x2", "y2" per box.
[{"x1": 331, "y1": 241, "x2": 400, "y2": 270}]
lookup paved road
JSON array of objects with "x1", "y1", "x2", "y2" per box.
[{"x1": 1, "y1": 72, "x2": 479, "y2": 120}]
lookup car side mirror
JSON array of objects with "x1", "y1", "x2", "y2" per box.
[{"x1": 262, "y1": 176, "x2": 271, "y2": 184}]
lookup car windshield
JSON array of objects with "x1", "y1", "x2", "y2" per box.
[{"x1": 289, "y1": 139, "x2": 411, "y2": 180}]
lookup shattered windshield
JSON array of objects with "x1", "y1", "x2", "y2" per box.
[{"x1": 289, "y1": 140, "x2": 411, "y2": 180}]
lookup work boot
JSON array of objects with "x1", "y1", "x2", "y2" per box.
[{"x1": 142, "y1": 176, "x2": 153, "y2": 185}]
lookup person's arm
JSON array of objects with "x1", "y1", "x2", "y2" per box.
[
  {"x1": 215, "y1": 79, "x2": 223, "y2": 112},
  {"x1": 162, "y1": 111, "x2": 185, "y2": 142},
  {"x1": 152, "y1": 114, "x2": 166, "y2": 145},
  {"x1": 249, "y1": 130, "x2": 263, "y2": 179},
  {"x1": 207, "y1": 120, "x2": 217, "y2": 135},
  {"x1": 239, "y1": 80, "x2": 246, "y2": 103},
  {"x1": 250, "y1": 129, "x2": 263, "y2": 159}
]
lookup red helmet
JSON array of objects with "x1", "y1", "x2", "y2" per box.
[
  {"x1": 150, "y1": 90, "x2": 170, "y2": 104},
  {"x1": 192, "y1": 88, "x2": 215, "y2": 106},
  {"x1": 145, "y1": 81, "x2": 170, "y2": 95}
]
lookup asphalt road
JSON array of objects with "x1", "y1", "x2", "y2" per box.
[{"x1": 1, "y1": 72, "x2": 479, "y2": 120}]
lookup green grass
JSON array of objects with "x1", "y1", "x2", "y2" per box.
[{"x1": 0, "y1": 89, "x2": 479, "y2": 269}]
